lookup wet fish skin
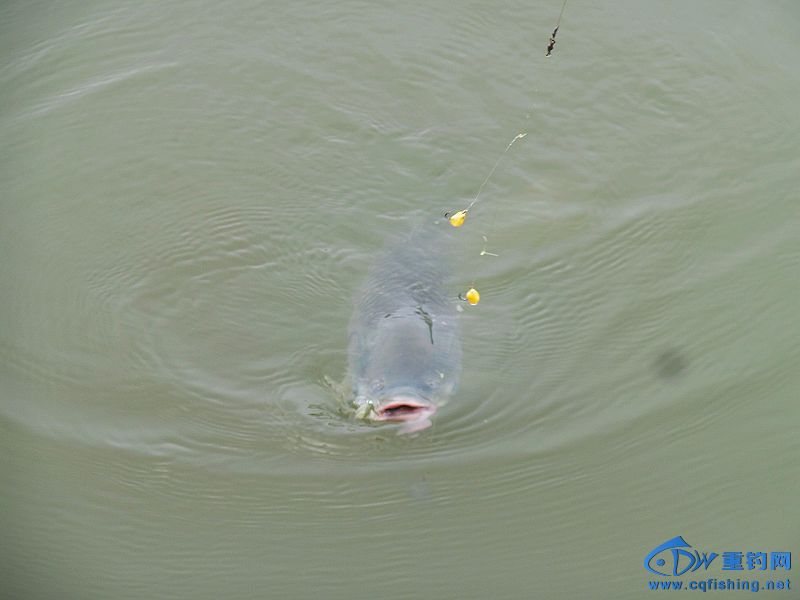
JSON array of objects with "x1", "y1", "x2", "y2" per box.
[{"x1": 348, "y1": 222, "x2": 461, "y2": 431}]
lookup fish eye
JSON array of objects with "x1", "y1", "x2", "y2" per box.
[{"x1": 370, "y1": 379, "x2": 384, "y2": 393}]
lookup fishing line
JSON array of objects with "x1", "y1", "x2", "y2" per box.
[
  {"x1": 468, "y1": 132, "x2": 527, "y2": 213},
  {"x1": 442, "y1": 0, "x2": 568, "y2": 305},
  {"x1": 446, "y1": 132, "x2": 527, "y2": 306},
  {"x1": 546, "y1": 0, "x2": 568, "y2": 57},
  {"x1": 474, "y1": 134, "x2": 526, "y2": 259},
  {"x1": 444, "y1": 132, "x2": 527, "y2": 229}
]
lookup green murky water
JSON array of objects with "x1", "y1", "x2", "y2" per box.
[{"x1": 2, "y1": 1, "x2": 799, "y2": 598}]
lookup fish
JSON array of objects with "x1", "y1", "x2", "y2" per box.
[{"x1": 348, "y1": 221, "x2": 461, "y2": 433}]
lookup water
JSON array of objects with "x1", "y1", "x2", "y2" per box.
[{"x1": 1, "y1": 1, "x2": 799, "y2": 598}]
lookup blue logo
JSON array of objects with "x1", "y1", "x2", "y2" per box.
[
  {"x1": 645, "y1": 536, "x2": 791, "y2": 577},
  {"x1": 645, "y1": 536, "x2": 718, "y2": 576}
]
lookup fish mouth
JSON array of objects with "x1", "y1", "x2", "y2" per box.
[{"x1": 374, "y1": 394, "x2": 437, "y2": 424}]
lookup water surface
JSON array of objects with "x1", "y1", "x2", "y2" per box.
[{"x1": 1, "y1": 1, "x2": 799, "y2": 598}]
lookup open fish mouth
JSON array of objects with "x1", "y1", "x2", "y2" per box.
[
  {"x1": 373, "y1": 394, "x2": 437, "y2": 432},
  {"x1": 352, "y1": 389, "x2": 438, "y2": 433}
]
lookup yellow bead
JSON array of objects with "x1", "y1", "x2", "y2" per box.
[
  {"x1": 448, "y1": 210, "x2": 467, "y2": 228},
  {"x1": 465, "y1": 288, "x2": 480, "y2": 305}
]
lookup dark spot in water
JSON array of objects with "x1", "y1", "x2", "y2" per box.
[{"x1": 654, "y1": 348, "x2": 688, "y2": 379}]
